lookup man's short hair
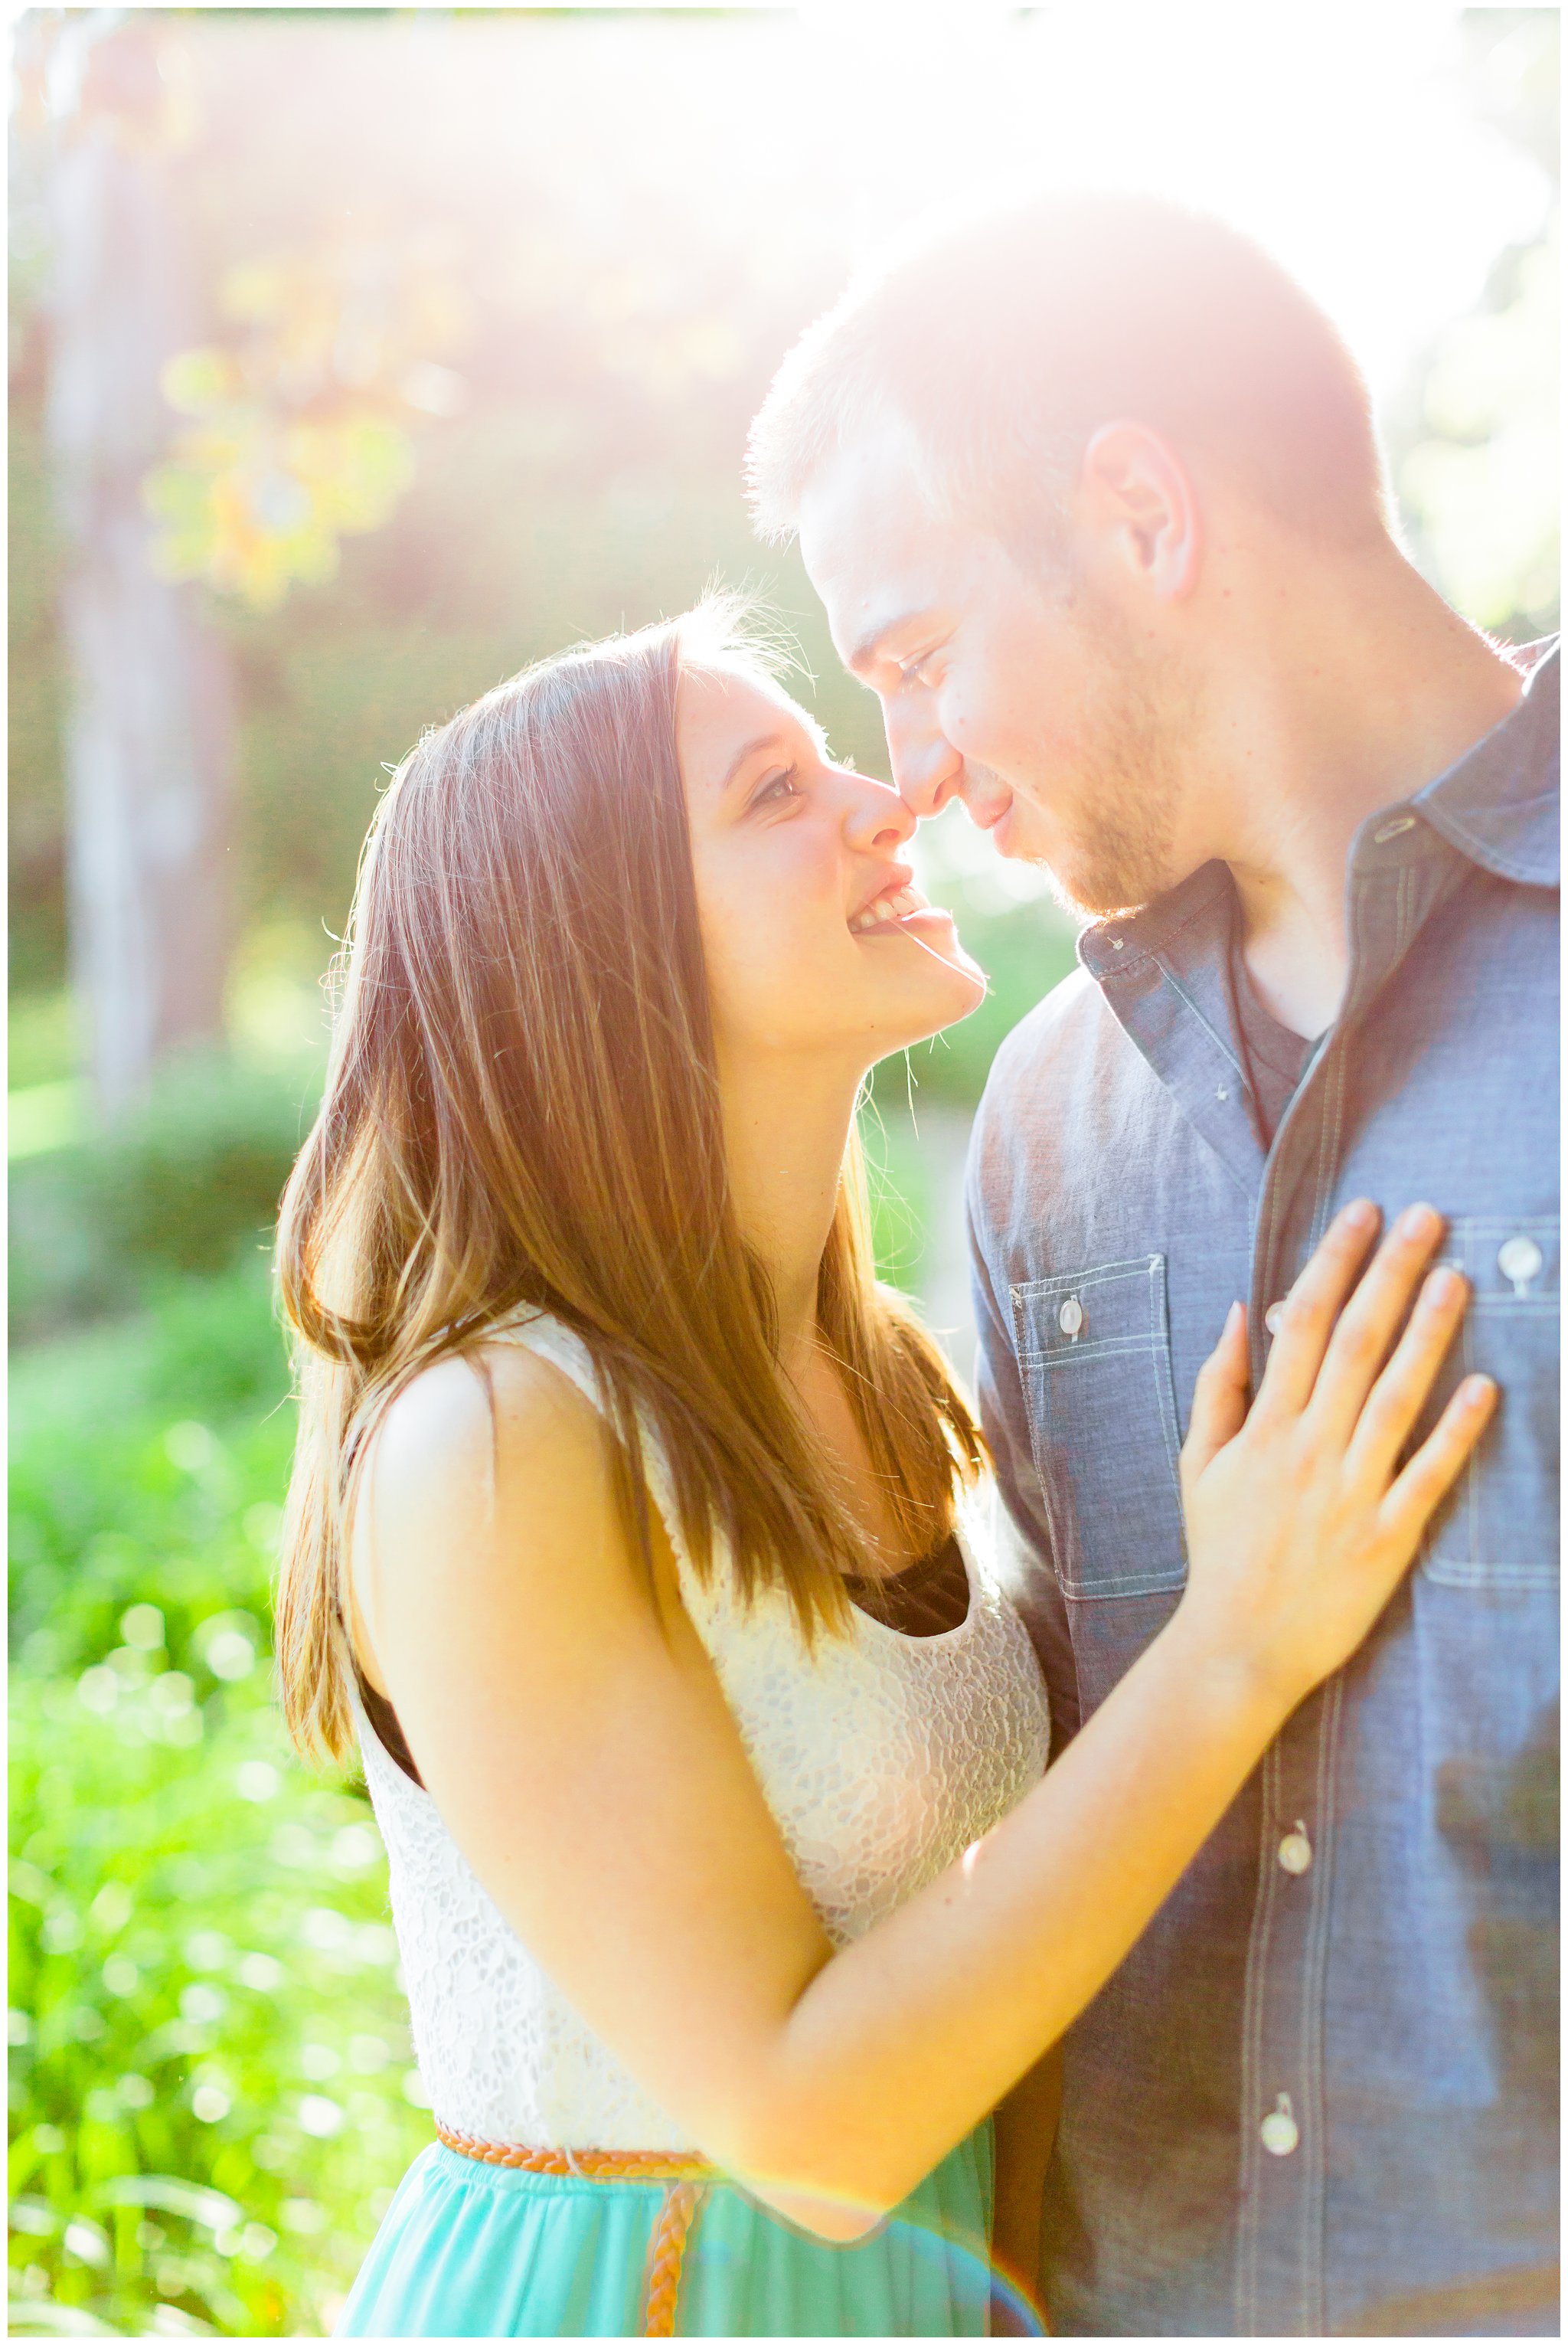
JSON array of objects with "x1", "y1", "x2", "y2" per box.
[{"x1": 746, "y1": 191, "x2": 1390, "y2": 553}]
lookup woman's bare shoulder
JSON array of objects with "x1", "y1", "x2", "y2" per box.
[{"x1": 366, "y1": 1333, "x2": 619, "y2": 1577}]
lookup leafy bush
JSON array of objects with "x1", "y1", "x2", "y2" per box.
[
  {"x1": 10, "y1": 1263, "x2": 292, "y2": 1679},
  {"x1": 8, "y1": 1267, "x2": 429, "y2": 2338},
  {"x1": 93, "y1": 1057, "x2": 318, "y2": 1282},
  {"x1": 9, "y1": 1054, "x2": 320, "y2": 1344},
  {"x1": 10, "y1": 1683, "x2": 430, "y2": 2337}
]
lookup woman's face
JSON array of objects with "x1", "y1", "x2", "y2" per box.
[{"x1": 678, "y1": 660, "x2": 986, "y2": 1072}]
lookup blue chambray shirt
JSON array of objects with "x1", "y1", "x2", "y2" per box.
[{"x1": 968, "y1": 643, "x2": 1559, "y2": 2337}]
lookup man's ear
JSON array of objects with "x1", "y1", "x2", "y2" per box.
[{"x1": 1076, "y1": 420, "x2": 1201, "y2": 602}]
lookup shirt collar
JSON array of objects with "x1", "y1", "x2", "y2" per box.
[
  {"x1": 1411, "y1": 637, "x2": 1559, "y2": 887},
  {"x1": 1078, "y1": 857, "x2": 1230, "y2": 981}
]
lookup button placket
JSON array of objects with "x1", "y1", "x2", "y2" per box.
[
  {"x1": 1235, "y1": 852, "x2": 1405, "y2": 2329},
  {"x1": 1235, "y1": 1677, "x2": 1341, "y2": 2338}
]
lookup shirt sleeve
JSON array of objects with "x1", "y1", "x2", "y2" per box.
[{"x1": 965, "y1": 1139, "x2": 1083, "y2": 1758}]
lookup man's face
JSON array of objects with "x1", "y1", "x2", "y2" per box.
[{"x1": 799, "y1": 436, "x2": 1199, "y2": 919}]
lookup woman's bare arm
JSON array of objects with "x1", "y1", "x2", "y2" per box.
[{"x1": 355, "y1": 1203, "x2": 1493, "y2": 2239}]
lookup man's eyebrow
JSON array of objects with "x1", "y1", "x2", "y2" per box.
[{"x1": 845, "y1": 611, "x2": 926, "y2": 677}]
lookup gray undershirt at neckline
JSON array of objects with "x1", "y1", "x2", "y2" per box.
[{"x1": 1227, "y1": 936, "x2": 1316, "y2": 1147}]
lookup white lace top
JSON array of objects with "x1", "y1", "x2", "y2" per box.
[{"x1": 354, "y1": 1310, "x2": 1051, "y2": 2150}]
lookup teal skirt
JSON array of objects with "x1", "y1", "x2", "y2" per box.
[{"x1": 336, "y1": 2125, "x2": 1005, "y2": 2337}]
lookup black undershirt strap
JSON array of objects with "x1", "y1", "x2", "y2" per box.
[
  {"x1": 844, "y1": 1529, "x2": 972, "y2": 1640},
  {"x1": 358, "y1": 1672, "x2": 425, "y2": 1788}
]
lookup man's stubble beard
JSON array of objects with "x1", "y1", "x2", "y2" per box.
[{"x1": 1023, "y1": 610, "x2": 1197, "y2": 923}]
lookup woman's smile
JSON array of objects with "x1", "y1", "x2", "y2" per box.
[
  {"x1": 678, "y1": 657, "x2": 986, "y2": 1068},
  {"x1": 847, "y1": 868, "x2": 953, "y2": 937}
]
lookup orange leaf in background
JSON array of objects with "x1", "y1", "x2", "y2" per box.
[{"x1": 145, "y1": 230, "x2": 467, "y2": 610}]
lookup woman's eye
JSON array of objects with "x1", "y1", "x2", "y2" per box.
[{"x1": 750, "y1": 766, "x2": 802, "y2": 810}]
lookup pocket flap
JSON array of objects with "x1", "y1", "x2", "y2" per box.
[
  {"x1": 1010, "y1": 1254, "x2": 1188, "y2": 1601},
  {"x1": 1420, "y1": 1215, "x2": 1559, "y2": 1589},
  {"x1": 1011, "y1": 1254, "x2": 1169, "y2": 1367},
  {"x1": 1439, "y1": 1218, "x2": 1559, "y2": 1310}
]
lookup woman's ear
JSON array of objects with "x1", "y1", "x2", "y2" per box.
[{"x1": 1076, "y1": 420, "x2": 1203, "y2": 602}]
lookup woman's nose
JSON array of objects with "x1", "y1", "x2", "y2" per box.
[{"x1": 838, "y1": 767, "x2": 916, "y2": 855}]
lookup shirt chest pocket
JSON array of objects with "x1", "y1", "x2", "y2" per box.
[
  {"x1": 1420, "y1": 1215, "x2": 1559, "y2": 1589},
  {"x1": 1010, "y1": 1254, "x2": 1189, "y2": 1601}
]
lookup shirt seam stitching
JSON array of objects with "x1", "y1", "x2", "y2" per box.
[
  {"x1": 1418, "y1": 802, "x2": 1558, "y2": 885},
  {"x1": 1153, "y1": 961, "x2": 1249, "y2": 1077},
  {"x1": 1301, "y1": 1676, "x2": 1341, "y2": 2337},
  {"x1": 1236, "y1": 1733, "x2": 1283, "y2": 2333}
]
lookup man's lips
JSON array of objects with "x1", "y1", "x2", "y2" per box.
[{"x1": 972, "y1": 789, "x2": 1015, "y2": 833}]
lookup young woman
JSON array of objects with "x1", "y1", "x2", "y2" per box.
[{"x1": 274, "y1": 603, "x2": 1493, "y2": 2340}]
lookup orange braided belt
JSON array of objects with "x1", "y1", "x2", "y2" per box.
[{"x1": 434, "y1": 2121, "x2": 718, "y2": 2337}]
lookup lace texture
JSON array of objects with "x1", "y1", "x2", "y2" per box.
[{"x1": 356, "y1": 1312, "x2": 1051, "y2": 2150}]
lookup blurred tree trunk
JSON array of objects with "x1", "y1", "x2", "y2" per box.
[{"x1": 46, "y1": 22, "x2": 232, "y2": 1122}]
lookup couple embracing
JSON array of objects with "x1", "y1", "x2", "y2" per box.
[{"x1": 274, "y1": 195, "x2": 1558, "y2": 2338}]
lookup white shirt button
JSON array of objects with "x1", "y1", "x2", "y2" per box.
[
  {"x1": 1260, "y1": 2095, "x2": 1298, "y2": 2157},
  {"x1": 1278, "y1": 1826, "x2": 1312, "y2": 1876},
  {"x1": 1373, "y1": 813, "x2": 1417, "y2": 845},
  {"x1": 1264, "y1": 1300, "x2": 1286, "y2": 1335},
  {"x1": 1498, "y1": 1235, "x2": 1544, "y2": 1294},
  {"x1": 1057, "y1": 1297, "x2": 1084, "y2": 1338}
]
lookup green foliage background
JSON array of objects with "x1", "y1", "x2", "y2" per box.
[
  {"x1": 8, "y1": 8, "x2": 1556, "y2": 2336},
  {"x1": 11, "y1": 1260, "x2": 433, "y2": 2336}
]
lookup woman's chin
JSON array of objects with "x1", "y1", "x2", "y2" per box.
[
  {"x1": 912, "y1": 920, "x2": 988, "y2": 1012},
  {"x1": 877, "y1": 948, "x2": 988, "y2": 1047}
]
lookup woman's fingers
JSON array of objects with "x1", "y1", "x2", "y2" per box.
[
  {"x1": 1181, "y1": 1300, "x2": 1250, "y2": 1493},
  {"x1": 1377, "y1": 1374, "x2": 1498, "y2": 1554},
  {"x1": 1302, "y1": 1205, "x2": 1450, "y2": 1447},
  {"x1": 1250, "y1": 1200, "x2": 1380, "y2": 1424},
  {"x1": 1339, "y1": 1264, "x2": 1470, "y2": 1488}
]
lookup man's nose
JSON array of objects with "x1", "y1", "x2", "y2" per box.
[
  {"x1": 839, "y1": 768, "x2": 916, "y2": 857},
  {"x1": 886, "y1": 705, "x2": 966, "y2": 819}
]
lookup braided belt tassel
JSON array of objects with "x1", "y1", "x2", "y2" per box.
[
  {"x1": 639, "y1": 2178, "x2": 706, "y2": 2338},
  {"x1": 435, "y1": 2122, "x2": 714, "y2": 2336}
]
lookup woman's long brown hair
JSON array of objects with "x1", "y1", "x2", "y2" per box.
[{"x1": 274, "y1": 602, "x2": 983, "y2": 1764}]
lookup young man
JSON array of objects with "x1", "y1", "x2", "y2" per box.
[{"x1": 747, "y1": 194, "x2": 1558, "y2": 2337}]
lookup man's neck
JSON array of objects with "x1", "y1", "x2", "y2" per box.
[{"x1": 1200, "y1": 551, "x2": 1524, "y2": 1038}]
